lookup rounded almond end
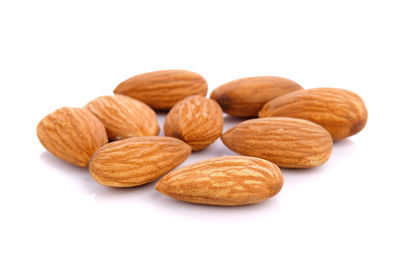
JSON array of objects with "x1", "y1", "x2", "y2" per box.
[
  {"x1": 349, "y1": 106, "x2": 368, "y2": 138},
  {"x1": 189, "y1": 142, "x2": 212, "y2": 151},
  {"x1": 153, "y1": 124, "x2": 161, "y2": 136}
]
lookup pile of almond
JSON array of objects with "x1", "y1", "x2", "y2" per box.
[{"x1": 37, "y1": 70, "x2": 368, "y2": 206}]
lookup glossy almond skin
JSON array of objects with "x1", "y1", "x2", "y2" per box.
[
  {"x1": 221, "y1": 117, "x2": 332, "y2": 168},
  {"x1": 37, "y1": 107, "x2": 108, "y2": 167},
  {"x1": 259, "y1": 88, "x2": 368, "y2": 140},
  {"x1": 89, "y1": 137, "x2": 191, "y2": 187},
  {"x1": 113, "y1": 70, "x2": 208, "y2": 110},
  {"x1": 164, "y1": 95, "x2": 223, "y2": 151},
  {"x1": 85, "y1": 95, "x2": 159, "y2": 141},
  {"x1": 210, "y1": 76, "x2": 303, "y2": 117},
  {"x1": 156, "y1": 156, "x2": 283, "y2": 206}
]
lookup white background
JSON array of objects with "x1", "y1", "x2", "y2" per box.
[{"x1": 1, "y1": 0, "x2": 399, "y2": 270}]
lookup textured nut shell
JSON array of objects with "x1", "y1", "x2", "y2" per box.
[
  {"x1": 37, "y1": 107, "x2": 108, "y2": 167},
  {"x1": 164, "y1": 95, "x2": 223, "y2": 151},
  {"x1": 84, "y1": 95, "x2": 159, "y2": 140},
  {"x1": 258, "y1": 88, "x2": 368, "y2": 140},
  {"x1": 221, "y1": 117, "x2": 332, "y2": 168},
  {"x1": 113, "y1": 70, "x2": 208, "y2": 110},
  {"x1": 89, "y1": 137, "x2": 191, "y2": 187},
  {"x1": 156, "y1": 156, "x2": 283, "y2": 206},
  {"x1": 210, "y1": 76, "x2": 302, "y2": 117}
]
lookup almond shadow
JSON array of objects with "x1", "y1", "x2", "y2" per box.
[{"x1": 39, "y1": 151, "x2": 88, "y2": 174}]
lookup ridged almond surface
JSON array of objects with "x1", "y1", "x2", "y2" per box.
[
  {"x1": 258, "y1": 88, "x2": 368, "y2": 140},
  {"x1": 210, "y1": 76, "x2": 303, "y2": 117},
  {"x1": 84, "y1": 95, "x2": 159, "y2": 140},
  {"x1": 37, "y1": 107, "x2": 108, "y2": 167},
  {"x1": 221, "y1": 117, "x2": 332, "y2": 168},
  {"x1": 113, "y1": 70, "x2": 208, "y2": 110},
  {"x1": 89, "y1": 137, "x2": 191, "y2": 187},
  {"x1": 164, "y1": 95, "x2": 223, "y2": 151},
  {"x1": 156, "y1": 156, "x2": 283, "y2": 206}
]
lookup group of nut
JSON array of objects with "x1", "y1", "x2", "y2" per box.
[{"x1": 37, "y1": 70, "x2": 368, "y2": 206}]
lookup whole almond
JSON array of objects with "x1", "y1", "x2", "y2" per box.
[
  {"x1": 221, "y1": 117, "x2": 332, "y2": 168},
  {"x1": 258, "y1": 88, "x2": 368, "y2": 140},
  {"x1": 84, "y1": 95, "x2": 159, "y2": 141},
  {"x1": 113, "y1": 70, "x2": 208, "y2": 110},
  {"x1": 210, "y1": 76, "x2": 302, "y2": 117},
  {"x1": 37, "y1": 107, "x2": 108, "y2": 167},
  {"x1": 164, "y1": 95, "x2": 223, "y2": 151},
  {"x1": 156, "y1": 156, "x2": 283, "y2": 206},
  {"x1": 89, "y1": 136, "x2": 191, "y2": 187}
]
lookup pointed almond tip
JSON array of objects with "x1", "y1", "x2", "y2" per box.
[
  {"x1": 113, "y1": 82, "x2": 123, "y2": 94},
  {"x1": 154, "y1": 182, "x2": 161, "y2": 192},
  {"x1": 220, "y1": 128, "x2": 232, "y2": 143},
  {"x1": 154, "y1": 181, "x2": 166, "y2": 194}
]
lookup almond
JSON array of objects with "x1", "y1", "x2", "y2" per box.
[
  {"x1": 113, "y1": 70, "x2": 208, "y2": 110},
  {"x1": 89, "y1": 136, "x2": 191, "y2": 187},
  {"x1": 155, "y1": 156, "x2": 283, "y2": 206},
  {"x1": 210, "y1": 76, "x2": 302, "y2": 117},
  {"x1": 164, "y1": 95, "x2": 223, "y2": 151},
  {"x1": 221, "y1": 117, "x2": 332, "y2": 168},
  {"x1": 37, "y1": 107, "x2": 108, "y2": 167},
  {"x1": 84, "y1": 95, "x2": 159, "y2": 141},
  {"x1": 258, "y1": 88, "x2": 368, "y2": 140}
]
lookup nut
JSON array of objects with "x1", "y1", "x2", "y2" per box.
[
  {"x1": 156, "y1": 156, "x2": 283, "y2": 206},
  {"x1": 258, "y1": 88, "x2": 368, "y2": 140},
  {"x1": 210, "y1": 76, "x2": 302, "y2": 117},
  {"x1": 89, "y1": 136, "x2": 191, "y2": 187},
  {"x1": 113, "y1": 70, "x2": 208, "y2": 110},
  {"x1": 221, "y1": 117, "x2": 332, "y2": 168},
  {"x1": 37, "y1": 107, "x2": 107, "y2": 167},
  {"x1": 85, "y1": 95, "x2": 159, "y2": 140},
  {"x1": 164, "y1": 95, "x2": 223, "y2": 151}
]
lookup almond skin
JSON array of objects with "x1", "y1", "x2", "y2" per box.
[
  {"x1": 210, "y1": 76, "x2": 303, "y2": 117},
  {"x1": 113, "y1": 70, "x2": 208, "y2": 110},
  {"x1": 156, "y1": 156, "x2": 283, "y2": 206},
  {"x1": 89, "y1": 137, "x2": 191, "y2": 187},
  {"x1": 221, "y1": 117, "x2": 332, "y2": 168},
  {"x1": 258, "y1": 88, "x2": 368, "y2": 140},
  {"x1": 84, "y1": 95, "x2": 159, "y2": 141},
  {"x1": 164, "y1": 95, "x2": 223, "y2": 151},
  {"x1": 37, "y1": 107, "x2": 108, "y2": 167}
]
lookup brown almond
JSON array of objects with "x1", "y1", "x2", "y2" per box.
[
  {"x1": 210, "y1": 76, "x2": 302, "y2": 117},
  {"x1": 164, "y1": 95, "x2": 223, "y2": 151},
  {"x1": 258, "y1": 88, "x2": 368, "y2": 140},
  {"x1": 221, "y1": 117, "x2": 332, "y2": 168},
  {"x1": 89, "y1": 136, "x2": 191, "y2": 187},
  {"x1": 84, "y1": 95, "x2": 159, "y2": 141},
  {"x1": 37, "y1": 107, "x2": 108, "y2": 167},
  {"x1": 156, "y1": 156, "x2": 283, "y2": 206},
  {"x1": 113, "y1": 70, "x2": 208, "y2": 110}
]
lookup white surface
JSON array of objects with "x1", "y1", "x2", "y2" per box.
[{"x1": 1, "y1": 0, "x2": 399, "y2": 270}]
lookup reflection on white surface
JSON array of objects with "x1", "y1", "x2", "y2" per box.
[
  {"x1": 37, "y1": 112, "x2": 280, "y2": 219},
  {"x1": 36, "y1": 110, "x2": 360, "y2": 223}
]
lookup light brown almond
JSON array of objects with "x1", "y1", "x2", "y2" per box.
[
  {"x1": 156, "y1": 156, "x2": 283, "y2": 206},
  {"x1": 84, "y1": 95, "x2": 159, "y2": 140},
  {"x1": 37, "y1": 107, "x2": 108, "y2": 167},
  {"x1": 164, "y1": 95, "x2": 223, "y2": 151},
  {"x1": 113, "y1": 70, "x2": 208, "y2": 110},
  {"x1": 258, "y1": 88, "x2": 368, "y2": 140},
  {"x1": 89, "y1": 136, "x2": 191, "y2": 187},
  {"x1": 210, "y1": 76, "x2": 302, "y2": 117},
  {"x1": 221, "y1": 117, "x2": 332, "y2": 168}
]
